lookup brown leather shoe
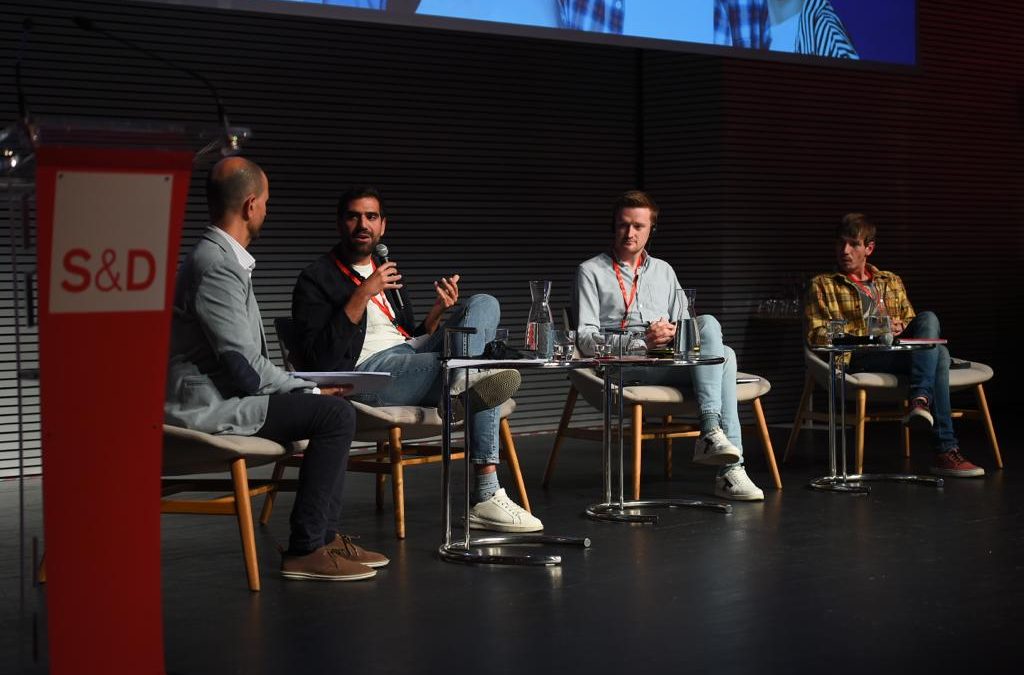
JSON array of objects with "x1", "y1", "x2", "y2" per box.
[
  {"x1": 281, "y1": 545, "x2": 377, "y2": 581},
  {"x1": 327, "y1": 534, "x2": 390, "y2": 568}
]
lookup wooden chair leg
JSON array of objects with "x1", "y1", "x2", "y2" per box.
[
  {"x1": 664, "y1": 415, "x2": 673, "y2": 479},
  {"x1": 499, "y1": 418, "x2": 531, "y2": 512},
  {"x1": 784, "y1": 372, "x2": 815, "y2": 463},
  {"x1": 752, "y1": 397, "x2": 782, "y2": 489},
  {"x1": 632, "y1": 404, "x2": 643, "y2": 500},
  {"x1": 855, "y1": 389, "x2": 867, "y2": 475},
  {"x1": 229, "y1": 458, "x2": 260, "y2": 592},
  {"x1": 543, "y1": 386, "x2": 578, "y2": 488},
  {"x1": 901, "y1": 400, "x2": 911, "y2": 458},
  {"x1": 975, "y1": 384, "x2": 1003, "y2": 468},
  {"x1": 387, "y1": 427, "x2": 406, "y2": 540},
  {"x1": 375, "y1": 441, "x2": 387, "y2": 511},
  {"x1": 258, "y1": 460, "x2": 286, "y2": 526}
]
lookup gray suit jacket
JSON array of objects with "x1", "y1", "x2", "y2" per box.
[{"x1": 165, "y1": 230, "x2": 313, "y2": 435}]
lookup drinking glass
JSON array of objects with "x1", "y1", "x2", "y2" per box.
[
  {"x1": 627, "y1": 331, "x2": 647, "y2": 357},
  {"x1": 552, "y1": 329, "x2": 576, "y2": 362},
  {"x1": 826, "y1": 319, "x2": 848, "y2": 346},
  {"x1": 601, "y1": 328, "x2": 625, "y2": 358}
]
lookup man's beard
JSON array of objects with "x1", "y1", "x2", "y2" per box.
[{"x1": 344, "y1": 229, "x2": 378, "y2": 258}]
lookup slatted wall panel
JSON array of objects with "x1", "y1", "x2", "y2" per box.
[
  {"x1": 0, "y1": 187, "x2": 39, "y2": 478},
  {"x1": 0, "y1": 0, "x2": 640, "y2": 476},
  {"x1": 643, "y1": 1, "x2": 1023, "y2": 429}
]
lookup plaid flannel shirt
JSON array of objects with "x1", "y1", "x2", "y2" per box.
[
  {"x1": 805, "y1": 264, "x2": 916, "y2": 358},
  {"x1": 558, "y1": 0, "x2": 625, "y2": 34},
  {"x1": 713, "y1": 0, "x2": 771, "y2": 48}
]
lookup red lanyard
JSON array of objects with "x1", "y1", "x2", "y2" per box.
[
  {"x1": 333, "y1": 255, "x2": 411, "y2": 338},
  {"x1": 847, "y1": 272, "x2": 886, "y2": 313},
  {"x1": 613, "y1": 253, "x2": 645, "y2": 329}
]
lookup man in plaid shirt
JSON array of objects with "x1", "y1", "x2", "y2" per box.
[{"x1": 805, "y1": 213, "x2": 984, "y2": 478}]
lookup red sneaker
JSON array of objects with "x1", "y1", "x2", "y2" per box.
[
  {"x1": 930, "y1": 449, "x2": 985, "y2": 478},
  {"x1": 903, "y1": 397, "x2": 934, "y2": 430}
]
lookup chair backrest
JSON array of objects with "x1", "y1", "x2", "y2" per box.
[{"x1": 274, "y1": 316, "x2": 298, "y2": 372}]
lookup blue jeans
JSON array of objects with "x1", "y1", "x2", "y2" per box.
[
  {"x1": 353, "y1": 294, "x2": 501, "y2": 464},
  {"x1": 625, "y1": 314, "x2": 743, "y2": 455},
  {"x1": 848, "y1": 311, "x2": 957, "y2": 453}
]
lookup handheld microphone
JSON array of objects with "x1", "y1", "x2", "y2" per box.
[
  {"x1": 374, "y1": 243, "x2": 404, "y2": 310},
  {"x1": 72, "y1": 16, "x2": 241, "y2": 155}
]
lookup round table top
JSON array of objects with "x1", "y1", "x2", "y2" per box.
[{"x1": 812, "y1": 340, "x2": 944, "y2": 354}]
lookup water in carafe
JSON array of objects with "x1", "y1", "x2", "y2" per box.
[
  {"x1": 525, "y1": 280, "x2": 554, "y2": 358},
  {"x1": 865, "y1": 298, "x2": 893, "y2": 345}
]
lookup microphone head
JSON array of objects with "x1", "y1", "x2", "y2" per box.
[{"x1": 374, "y1": 243, "x2": 389, "y2": 260}]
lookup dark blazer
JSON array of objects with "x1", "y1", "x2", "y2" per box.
[{"x1": 290, "y1": 244, "x2": 428, "y2": 371}]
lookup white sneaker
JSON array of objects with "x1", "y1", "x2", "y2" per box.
[
  {"x1": 468, "y1": 488, "x2": 544, "y2": 532},
  {"x1": 693, "y1": 428, "x2": 743, "y2": 466},
  {"x1": 715, "y1": 465, "x2": 764, "y2": 501},
  {"x1": 449, "y1": 369, "x2": 521, "y2": 418}
]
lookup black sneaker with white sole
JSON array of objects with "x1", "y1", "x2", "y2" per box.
[{"x1": 449, "y1": 369, "x2": 521, "y2": 418}]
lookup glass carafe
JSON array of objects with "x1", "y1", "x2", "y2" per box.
[
  {"x1": 674, "y1": 287, "x2": 701, "y2": 359},
  {"x1": 865, "y1": 299, "x2": 893, "y2": 346},
  {"x1": 525, "y1": 280, "x2": 554, "y2": 358}
]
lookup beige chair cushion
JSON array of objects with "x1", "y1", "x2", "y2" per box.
[
  {"x1": 351, "y1": 399, "x2": 517, "y2": 442},
  {"x1": 949, "y1": 361, "x2": 993, "y2": 390},
  {"x1": 162, "y1": 424, "x2": 293, "y2": 476},
  {"x1": 805, "y1": 347, "x2": 994, "y2": 401},
  {"x1": 568, "y1": 368, "x2": 770, "y2": 418}
]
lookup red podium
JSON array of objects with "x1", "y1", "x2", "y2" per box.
[{"x1": 12, "y1": 118, "x2": 248, "y2": 675}]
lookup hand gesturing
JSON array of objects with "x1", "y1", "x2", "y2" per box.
[{"x1": 433, "y1": 273, "x2": 460, "y2": 309}]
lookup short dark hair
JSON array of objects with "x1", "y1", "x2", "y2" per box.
[
  {"x1": 337, "y1": 186, "x2": 385, "y2": 223},
  {"x1": 612, "y1": 190, "x2": 659, "y2": 228},
  {"x1": 837, "y1": 213, "x2": 877, "y2": 245},
  {"x1": 205, "y1": 157, "x2": 265, "y2": 224}
]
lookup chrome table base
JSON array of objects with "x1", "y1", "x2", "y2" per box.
[
  {"x1": 809, "y1": 473, "x2": 943, "y2": 494},
  {"x1": 586, "y1": 499, "x2": 731, "y2": 523},
  {"x1": 438, "y1": 534, "x2": 593, "y2": 566}
]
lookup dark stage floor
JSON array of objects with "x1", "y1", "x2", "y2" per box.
[{"x1": 3, "y1": 424, "x2": 1020, "y2": 674}]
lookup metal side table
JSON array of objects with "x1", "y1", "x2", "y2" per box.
[
  {"x1": 585, "y1": 352, "x2": 733, "y2": 523},
  {"x1": 438, "y1": 329, "x2": 595, "y2": 566},
  {"x1": 810, "y1": 342, "x2": 945, "y2": 493}
]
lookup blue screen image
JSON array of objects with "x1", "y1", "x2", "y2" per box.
[{"x1": 216, "y1": 1, "x2": 916, "y2": 65}]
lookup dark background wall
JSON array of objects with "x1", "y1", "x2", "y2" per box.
[{"x1": 1, "y1": 0, "x2": 1020, "y2": 477}]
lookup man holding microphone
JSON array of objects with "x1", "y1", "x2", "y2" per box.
[{"x1": 290, "y1": 186, "x2": 542, "y2": 532}]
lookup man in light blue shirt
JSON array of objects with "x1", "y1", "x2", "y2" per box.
[{"x1": 574, "y1": 190, "x2": 763, "y2": 501}]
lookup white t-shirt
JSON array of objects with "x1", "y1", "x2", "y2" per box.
[{"x1": 353, "y1": 263, "x2": 407, "y2": 366}]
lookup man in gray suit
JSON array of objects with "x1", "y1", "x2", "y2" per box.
[{"x1": 165, "y1": 157, "x2": 387, "y2": 581}]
